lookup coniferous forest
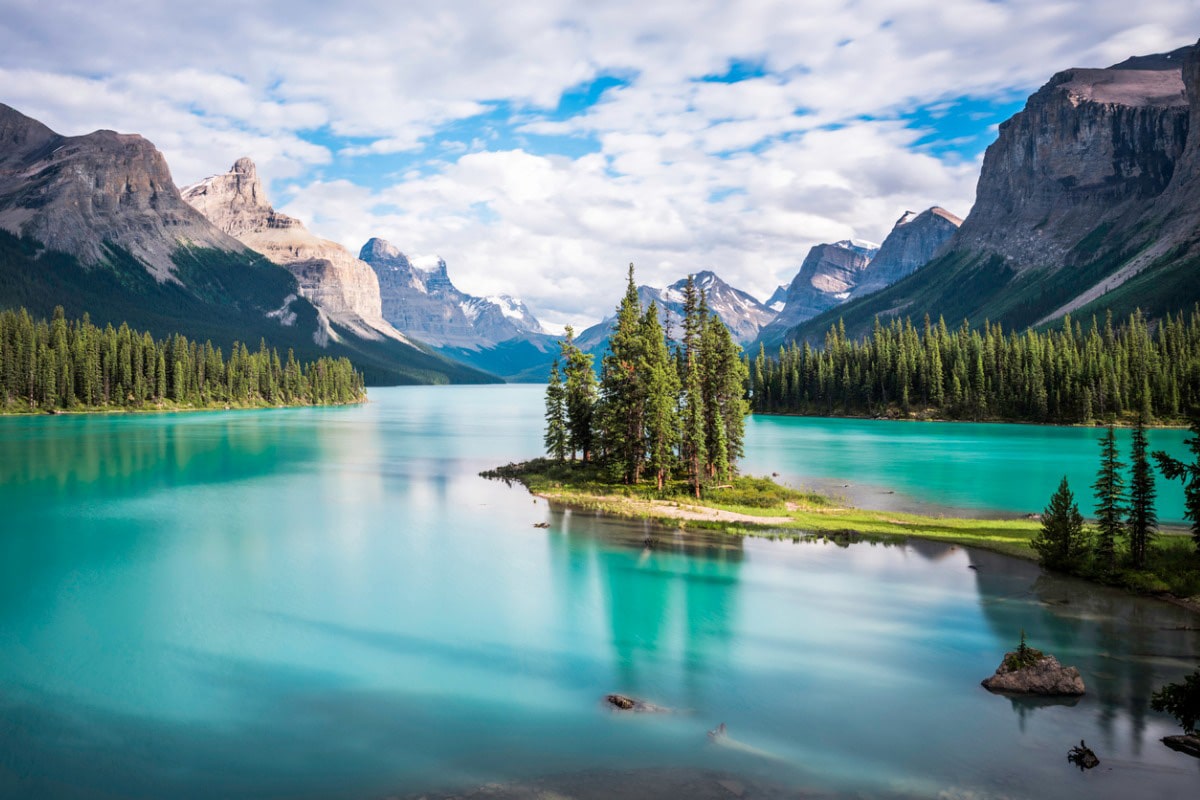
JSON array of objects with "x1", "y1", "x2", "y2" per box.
[
  {"x1": 750, "y1": 309, "x2": 1200, "y2": 424},
  {"x1": 0, "y1": 306, "x2": 365, "y2": 412},
  {"x1": 544, "y1": 267, "x2": 748, "y2": 496}
]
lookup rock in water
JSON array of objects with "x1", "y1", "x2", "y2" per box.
[
  {"x1": 982, "y1": 653, "x2": 1086, "y2": 696},
  {"x1": 1162, "y1": 734, "x2": 1200, "y2": 759},
  {"x1": 604, "y1": 693, "x2": 669, "y2": 713}
]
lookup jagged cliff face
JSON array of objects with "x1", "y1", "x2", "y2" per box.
[
  {"x1": 781, "y1": 41, "x2": 1200, "y2": 345},
  {"x1": 851, "y1": 207, "x2": 961, "y2": 298},
  {"x1": 183, "y1": 160, "x2": 403, "y2": 343},
  {"x1": 0, "y1": 103, "x2": 243, "y2": 280},
  {"x1": 955, "y1": 47, "x2": 1190, "y2": 271},
  {"x1": 756, "y1": 240, "x2": 878, "y2": 342},
  {"x1": 360, "y1": 237, "x2": 546, "y2": 349}
]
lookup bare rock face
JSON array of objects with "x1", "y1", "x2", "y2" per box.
[
  {"x1": 982, "y1": 653, "x2": 1086, "y2": 696},
  {"x1": 955, "y1": 50, "x2": 1191, "y2": 273},
  {"x1": 360, "y1": 236, "x2": 545, "y2": 348},
  {"x1": 183, "y1": 160, "x2": 404, "y2": 342},
  {"x1": 756, "y1": 240, "x2": 878, "y2": 341},
  {"x1": 0, "y1": 103, "x2": 245, "y2": 280},
  {"x1": 851, "y1": 207, "x2": 961, "y2": 298}
]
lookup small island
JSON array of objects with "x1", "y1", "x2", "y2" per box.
[
  {"x1": 486, "y1": 269, "x2": 1200, "y2": 607},
  {"x1": 981, "y1": 632, "x2": 1085, "y2": 696}
]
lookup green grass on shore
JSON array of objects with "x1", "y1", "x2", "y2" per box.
[{"x1": 483, "y1": 458, "x2": 1200, "y2": 600}]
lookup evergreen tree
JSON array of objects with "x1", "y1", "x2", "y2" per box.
[
  {"x1": 1127, "y1": 411, "x2": 1157, "y2": 569},
  {"x1": 640, "y1": 303, "x2": 680, "y2": 491},
  {"x1": 598, "y1": 264, "x2": 648, "y2": 482},
  {"x1": 1031, "y1": 476, "x2": 1088, "y2": 572},
  {"x1": 1154, "y1": 412, "x2": 1200, "y2": 554},
  {"x1": 544, "y1": 360, "x2": 568, "y2": 462},
  {"x1": 559, "y1": 326, "x2": 597, "y2": 462},
  {"x1": 1092, "y1": 425, "x2": 1126, "y2": 573}
]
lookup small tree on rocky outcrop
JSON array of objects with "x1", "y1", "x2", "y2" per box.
[{"x1": 1032, "y1": 477, "x2": 1089, "y2": 573}]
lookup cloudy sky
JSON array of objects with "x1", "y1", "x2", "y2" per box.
[{"x1": 1, "y1": 1, "x2": 1197, "y2": 329}]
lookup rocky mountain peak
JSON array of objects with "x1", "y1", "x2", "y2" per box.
[
  {"x1": 359, "y1": 243, "x2": 547, "y2": 348},
  {"x1": 850, "y1": 206, "x2": 962, "y2": 299},
  {"x1": 183, "y1": 161, "x2": 402, "y2": 343},
  {"x1": 0, "y1": 106, "x2": 244, "y2": 280},
  {"x1": 359, "y1": 236, "x2": 408, "y2": 266}
]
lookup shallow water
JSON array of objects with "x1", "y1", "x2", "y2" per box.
[{"x1": 0, "y1": 385, "x2": 1196, "y2": 799}]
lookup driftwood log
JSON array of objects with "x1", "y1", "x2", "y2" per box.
[{"x1": 1067, "y1": 740, "x2": 1099, "y2": 770}]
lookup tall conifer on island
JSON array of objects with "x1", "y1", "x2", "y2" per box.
[
  {"x1": 544, "y1": 360, "x2": 568, "y2": 462},
  {"x1": 1127, "y1": 411, "x2": 1157, "y2": 569},
  {"x1": 1153, "y1": 411, "x2": 1200, "y2": 554},
  {"x1": 598, "y1": 264, "x2": 649, "y2": 483},
  {"x1": 1093, "y1": 425, "x2": 1126, "y2": 573},
  {"x1": 641, "y1": 303, "x2": 680, "y2": 491},
  {"x1": 559, "y1": 326, "x2": 597, "y2": 462},
  {"x1": 1032, "y1": 477, "x2": 1088, "y2": 572}
]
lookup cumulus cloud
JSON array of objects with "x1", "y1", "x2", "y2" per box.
[{"x1": 0, "y1": 0, "x2": 1197, "y2": 326}]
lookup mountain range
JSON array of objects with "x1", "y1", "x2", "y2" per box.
[
  {"x1": 0, "y1": 104, "x2": 493, "y2": 384},
  {"x1": 2, "y1": 39, "x2": 1198, "y2": 383},
  {"x1": 779, "y1": 42, "x2": 1200, "y2": 345}
]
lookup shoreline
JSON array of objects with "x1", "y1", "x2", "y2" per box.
[
  {"x1": 751, "y1": 409, "x2": 1189, "y2": 430},
  {"x1": 531, "y1": 487, "x2": 1200, "y2": 615},
  {"x1": 0, "y1": 395, "x2": 367, "y2": 418},
  {"x1": 486, "y1": 459, "x2": 1200, "y2": 615}
]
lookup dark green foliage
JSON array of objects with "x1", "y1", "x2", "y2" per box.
[
  {"x1": 1032, "y1": 477, "x2": 1089, "y2": 572},
  {"x1": 0, "y1": 306, "x2": 364, "y2": 412},
  {"x1": 0, "y1": 231, "x2": 495, "y2": 386},
  {"x1": 543, "y1": 360, "x2": 567, "y2": 461},
  {"x1": 1153, "y1": 412, "x2": 1200, "y2": 555},
  {"x1": 559, "y1": 326, "x2": 597, "y2": 462},
  {"x1": 1128, "y1": 412, "x2": 1157, "y2": 568},
  {"x1": 751, "y1": 309, "x2": 1200, "y2": 425},
  {"x1": 541, "y1": 267, "x2": 747, "y2": 497},
  {"x1": 1151, "y1": 668, "x2": 1200, "y2": 735},
  {"x1": 1093, "y1": 425, "x2": 1126, "y2": 573},
  {"x1": 1004, "y1": 630, "x2": 1044, "y2": 671}
]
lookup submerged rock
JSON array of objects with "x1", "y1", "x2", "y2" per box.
[
  {"x1": 604, "y1": 693, "x2": 669, "y2": 713},
  {"x1": 1163, "y1": 734, "x2": 1200, "y2": 758},
  {"x1": 982, "y1": 653, "x2": 1085, "y2": 696}
]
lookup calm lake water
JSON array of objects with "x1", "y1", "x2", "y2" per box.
[{"x1": 0, "y1": 385, "x2": 1197, "y2": 799}]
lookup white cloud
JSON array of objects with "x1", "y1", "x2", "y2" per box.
[{"x1": 0, "y1": 0, "x2": 1197, "y2": 326}]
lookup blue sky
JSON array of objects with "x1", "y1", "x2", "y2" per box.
[{"x1": 0, "y1": 0, "x2": 1196, "y2": 327}]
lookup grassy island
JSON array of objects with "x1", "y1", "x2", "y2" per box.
[{"x1": 484, "y1": 458, "x2": 1200, "y2": 603}]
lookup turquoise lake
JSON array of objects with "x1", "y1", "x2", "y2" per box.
[{"x1": 0, "y1": 384, "x2": 1197, "y2": 798}]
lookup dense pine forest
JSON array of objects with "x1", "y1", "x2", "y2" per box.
[
  {"x1": 543, "y1": 268, "x2": 748, "y2": 496},
  {"x1": 750, "y1": 309, "x2": 1200, "y2": 424},
  {"x1": 0, "y1": 306, "x2": 365, "y2": 412}
]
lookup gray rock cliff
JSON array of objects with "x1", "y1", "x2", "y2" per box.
[
  {"x1": 359, "y1": 237, "x2": 546, "y2": 349},
  {"x1": 0, "y1": 103, "x2": 245, "y2": 280},
  {"x1": 182, "y1": 159, "x2": 404, "y2": 343}
]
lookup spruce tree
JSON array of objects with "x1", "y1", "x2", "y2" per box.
[
  {"x1": 544, "y1": 360, "x2": 568, "y2": 462},
  {"x1": 641, "y1": 303, "x2": 680, "y2": 491},
  {"x1": 559, "y1": 326, "x2": 597, "y2": 462},
  {"x1": 1092, "y1": 424, "x2": 1126, "y2": 573},
  {"x1": 1154, "y1": 411, "x2": 1200, "y2": 555},
  {"x1": 598, "y1": 264, "x2": 648, "y2": 482},
  {"x1": 1031, "y1": 476, "x2": 1088, "y2": 572},
  {"x1": 1127, "y1": 411, "x2": 1157, "y2": 569}
]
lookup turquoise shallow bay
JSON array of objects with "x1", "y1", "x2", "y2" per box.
[{"x1": 0, "y1": 385, "x2": 1197, "y2": 798}]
